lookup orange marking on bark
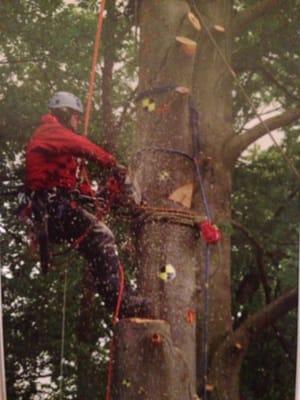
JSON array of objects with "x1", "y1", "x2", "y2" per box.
[
  {"x1": 151, "y1": 333, "x2": 163, "y2": 345},
  {"x1": 186, "y1": 308, "x2": 196, "y2": 324}
]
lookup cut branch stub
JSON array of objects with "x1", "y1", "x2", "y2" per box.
[
  {"x1": 175, "y1": 86, "x2": 190, "y2": 95},
  {"x1": 179, "y1": 11, "x2": 201, "y2": 39},
  {"x1": 176, "y1": 36, "x2": 197, "y2": 56},
  {"x1": 213, "y1": 24, "x2": 226, "y2": 33},
  {"x1": 112, "y1": 318, "x2": 195, "y2": 400},
  {"x1": 188, "y1": 12, "x2": 201, "y2": 31}
]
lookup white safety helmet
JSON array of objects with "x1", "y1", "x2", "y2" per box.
[{"x1": 48, "y1": 91, "x2": 83, "y2": 114}]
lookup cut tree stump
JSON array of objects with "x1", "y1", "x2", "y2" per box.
[{"x1": 112, "y1": 318, "x2": 194, "y2": 400}]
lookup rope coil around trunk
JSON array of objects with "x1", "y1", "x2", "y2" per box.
[{"x1": 132, "y1": 145, "x2": 216, "y2": 399}]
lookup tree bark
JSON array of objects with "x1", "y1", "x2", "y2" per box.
[
  {"x1": 191, "y1": 0, "x2": 234, "y2": 372},
  {"x1": 113, "y1": 319, "x2": 194, "y2": 400},
  {"x1": 132, "y1": 0, "x2": 201, "y2": 394}
]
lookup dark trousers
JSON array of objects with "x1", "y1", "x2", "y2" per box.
[{"x1": 33, "y1": 191, "x2": 121, "y2": 313}]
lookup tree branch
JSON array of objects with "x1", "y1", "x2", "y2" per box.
[
  {"x1": 231, "y1": 219, "x2": 272, "y2": 303},
  {"x1": 231, "y1": 216, "x2": 298, "y2": 363},
  {"x1": 233, "y1": 0, "x2": 285, "y2": 36},
  {"x1": 258, "y1": 63, "x2": 300, "y2": 102},
  {"x1": 227, "y1": 107, "x2": 300, "y2": 163},
  {"x1": 210, "y1": 287, "x2": 297, "y2": 397},
  {"x1": 242, "y1": 287, "x2": 297, "y2": 336},
  {"x1": 225, "y1": 288, "x2": 297, "y2": 357}
]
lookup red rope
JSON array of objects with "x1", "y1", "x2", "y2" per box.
[
  {"x1": 113, "y1": 263, "x2": 125, "y2": 324},
  {"x1": 83, "y1": 0, "x2": 107, "y2": 136},
  {"x1": 105, "y1": 263, "x2": 125, "y2": 400}
]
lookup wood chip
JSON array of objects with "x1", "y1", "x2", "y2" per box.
[{"x1": 168, "y1": 182, "x2": 194, "y2": 208}]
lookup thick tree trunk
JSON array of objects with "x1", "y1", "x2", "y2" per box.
[
  {"x1": 116, "y1": 1, "x2": 234, "y2": 398},
  {"x1": 113, "y1": 319, "x2": 194, "y2": 400},
  {"x1": 133, "y1": 0, "x2": 201, "y2": 392},
  {"x1": 192, "y1": 0, "x2": 234, "y2": 346}
]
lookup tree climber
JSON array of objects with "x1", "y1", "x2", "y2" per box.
[{"x1": 24, "y1": 91, "x2": 149, "y2": 318}]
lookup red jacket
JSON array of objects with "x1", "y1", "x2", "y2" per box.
[{"x1": 25, "y1": 114, "x2": 116, "y2": 192}]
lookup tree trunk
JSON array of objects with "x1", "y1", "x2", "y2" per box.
[
  {"x1": 116, "y1": 0, "x2": 234, "y2": 398},
  {"x1": 134, "y1": 0, "x2": 202, "y2": 392},
  {"x1": 192, "y1": 0, "x2": 234, "y2": 341},
  {"x1": 113, "y1": 319, "x2": 195, "y2": 400}
]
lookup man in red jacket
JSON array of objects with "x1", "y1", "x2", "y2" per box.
[{"x1": 25, "y1": 91, "x2": 149, "y2": 318}]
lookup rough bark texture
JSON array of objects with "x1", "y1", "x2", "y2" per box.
[
  {"x1": 192, "y1": 0, "x2": 234, "y2": 372},
  {"x1": 113, "y1": 319, "x2": 194, "y2": 400},
  {"x1": 133, "y1": 1, "x2": 200, "y2": 392}
]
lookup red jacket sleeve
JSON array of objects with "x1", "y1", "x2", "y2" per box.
[{"x1": 31, "y1": 124, "x2": 116, "y2": 167}]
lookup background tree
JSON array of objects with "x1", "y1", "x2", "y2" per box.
[{"x1": 0, "y1": 0, "x2": 299, "y2": 399}]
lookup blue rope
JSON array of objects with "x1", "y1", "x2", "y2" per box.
[
  {"x1": 202, "y1": 244, "x2": 211, "y2": 400},
  {"x1": 194, "y1": 160, "x2": 213, "y2": 399},
  {"x1": 188, "y1": 97, "x2": 213, "y2": 399},
  {"x1": 193, "y1": 157, "x2": 212, "y2": 221}
]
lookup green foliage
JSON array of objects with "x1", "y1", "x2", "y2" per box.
[
  {"x1": 0, "y1": 1, "x2": 137, "y2": 398},
  {"x1": 232, "y1": 130, "x2": 300, "y2": 399},
  {"x1": 233, "y1": 0, "x2": 300, "y2": 133}
]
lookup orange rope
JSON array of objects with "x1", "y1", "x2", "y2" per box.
[{"x1": 83, "y1": 0, "x2": 107, "y2": 136}]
